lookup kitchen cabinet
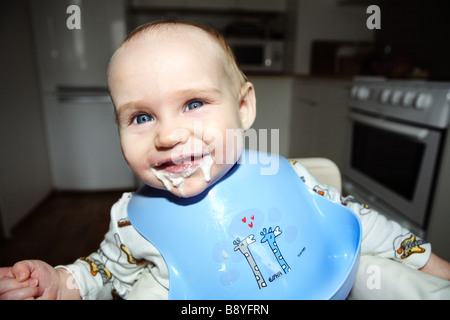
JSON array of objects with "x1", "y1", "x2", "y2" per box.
[
  {"x1": 247, "y1": 76, "x2": 294, "y2": 158},
  {"x1": 245, "y1": 77, "x2": 350, "y2": 166},
  {"x1": 130, "y1": 0, "x2": 286, "y2": 12},
  {"x1": 187, "y1": 0, "x2": 237, "y2": 10},
  {"x1": 289, "y1": 79, "x2": 350, "y2": 170},
  {"x1": 42, "y1": 95, "x2": 135, "y2": 191},
  {"x1": 130, "y1": 0, "x2": 184, "y2": 8},
  {"x1": 237, "y1": 0, "x2": 286, "y2": 12}
]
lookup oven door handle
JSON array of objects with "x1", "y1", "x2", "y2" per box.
[{"x1": 349, "y1": 113, "x2": 429, "y2": 140}]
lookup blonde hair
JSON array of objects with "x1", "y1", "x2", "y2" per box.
[{"x1": 108, "y1": 19, "x2": 247, "y2": 92}]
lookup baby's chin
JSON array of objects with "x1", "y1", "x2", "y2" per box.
[
  {"x1": 165, "y1": 166, "x2": 225, "y2": 198},
  {"x1": 170, "y1": 180, "x2": 211, "y2": 198}
]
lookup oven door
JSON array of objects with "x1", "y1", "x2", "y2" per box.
[{"x1": 344, "y1": 112, "x2": 442, "y2": 227}]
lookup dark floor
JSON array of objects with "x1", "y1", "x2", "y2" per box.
[{"x1": 0, "y1": 190, "x2": 127, "y2": 267}]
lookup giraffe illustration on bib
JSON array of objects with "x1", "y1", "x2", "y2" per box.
[
  {"x1": 233, "y1": 235, "x2": 267, "y2": 289},
  {"x1": 260, "y1": 226, "x2": 291, "y2": 274}
]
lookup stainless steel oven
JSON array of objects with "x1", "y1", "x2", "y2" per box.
[{"x1": 343, "y1": 77, "x2": 450, "y2": 234}]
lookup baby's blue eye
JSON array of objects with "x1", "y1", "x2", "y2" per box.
[
  {"x1": 186, "y1": 100, "x2": 204, "y2": 111},
  {"x1": 134, "y1": 114, "x2": 153, "y2": 124}
]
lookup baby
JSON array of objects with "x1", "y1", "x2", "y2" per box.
[{"x1": 0, "y1": 20, "x2": 449, "y2": 300}]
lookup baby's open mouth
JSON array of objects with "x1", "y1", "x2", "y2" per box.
[
  {"x1": 151, "y1": 153, "x2": 214, "y2": 195},
  {"x1": 154, "y1": 155, "x2": 204, "y2": 174}
]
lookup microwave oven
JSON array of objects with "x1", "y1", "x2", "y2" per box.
[{"x1": 227, "y1": 39, "x2": 285, "y2": 73}]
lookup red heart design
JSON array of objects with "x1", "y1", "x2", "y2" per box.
[
  {"x1": 241, "y1": 217, "x2": 246, "y2": 223},
  {"x1": 251, "y1": 215, "x2": 254, "y2": 220},
  {"x1": 248, "y1": 222, "x2": 253, "y2": 228}
]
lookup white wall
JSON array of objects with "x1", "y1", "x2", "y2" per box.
[{"x1": 0, "y1": 0, "x2": 53, "y2": 238}]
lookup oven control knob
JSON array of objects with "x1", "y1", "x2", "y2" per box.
[
  {"x1": 379, "y1": 89, "x2": 391, "y2": 104},
  {"x1": 350, "y1": 85, "x2": 359, "y2": 99},
  {"x1": 402, "y1": 91, "x2": 416, "y2": 107},
  {"x1": 356, "y1": 86, "x2": 370, "y2": 100},
  {"x1": 390, "y1": 90, "x2": 403, "y2": 105},
  {"x1": 414, "y1": 93, "x2": 433, "y2": 110}
]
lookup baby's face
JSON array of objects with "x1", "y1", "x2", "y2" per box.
[{"x1": 108, "y1": 28, "x2": 255, "y2": 197}]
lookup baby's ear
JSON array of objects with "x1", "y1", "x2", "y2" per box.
[{"x1": 238, "y1": 82, "x2": 257, "y2": 130}]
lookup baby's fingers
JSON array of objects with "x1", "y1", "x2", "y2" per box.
[
  {"x1": 0, "y1": 267, "x2": 13, "y2": 279},
  {"x1": 0, "y1": 286, "x2": 40, "y2": 300},
  {"x1": 11, "y1": 260, "x2": 36, "y2": 282},
  {"x1": 0, "y1": 278, "x2": 39, "y2": 300}
]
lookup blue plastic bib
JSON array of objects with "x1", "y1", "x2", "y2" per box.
[{"x1": 128, "y1": 150, "x2": 361, "y2": 299}]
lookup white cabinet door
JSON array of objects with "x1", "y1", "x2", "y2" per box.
[
  {"x1": 43, "y1": 94, "x2": 136, "y2": 190},
  {"x1": 247, "y1": 76, "x2": 294, "y2": 157},
  {"x1": 290, "y1": 80, "x2": 350, "y2": 169}
]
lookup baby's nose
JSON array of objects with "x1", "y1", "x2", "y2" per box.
[{"x1": 155, "y1": 122, "x2": 190, "y2": 149}]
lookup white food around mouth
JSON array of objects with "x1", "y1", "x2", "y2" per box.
[{"x1": 151, "y1": 154, "x2": 214, "y2": 195}]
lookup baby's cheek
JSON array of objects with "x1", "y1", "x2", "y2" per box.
[
  {"x1": 121, "y1": 147, "x2": 148, "y2": 180},
  {"x1": 209, "y1": 131, "x2": 244, "y2": 166}
]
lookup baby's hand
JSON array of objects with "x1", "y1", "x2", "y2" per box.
[
  {"x1": 0, "y1": 260, "x2": 62, "y2": 300},
  {"x1": 0, "y1": 265, "x2": 39, "y2": 300}
]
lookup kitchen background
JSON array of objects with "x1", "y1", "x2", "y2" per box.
[{"x1": 1, "y1": 0, "x2": 449, "y2": 261}]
